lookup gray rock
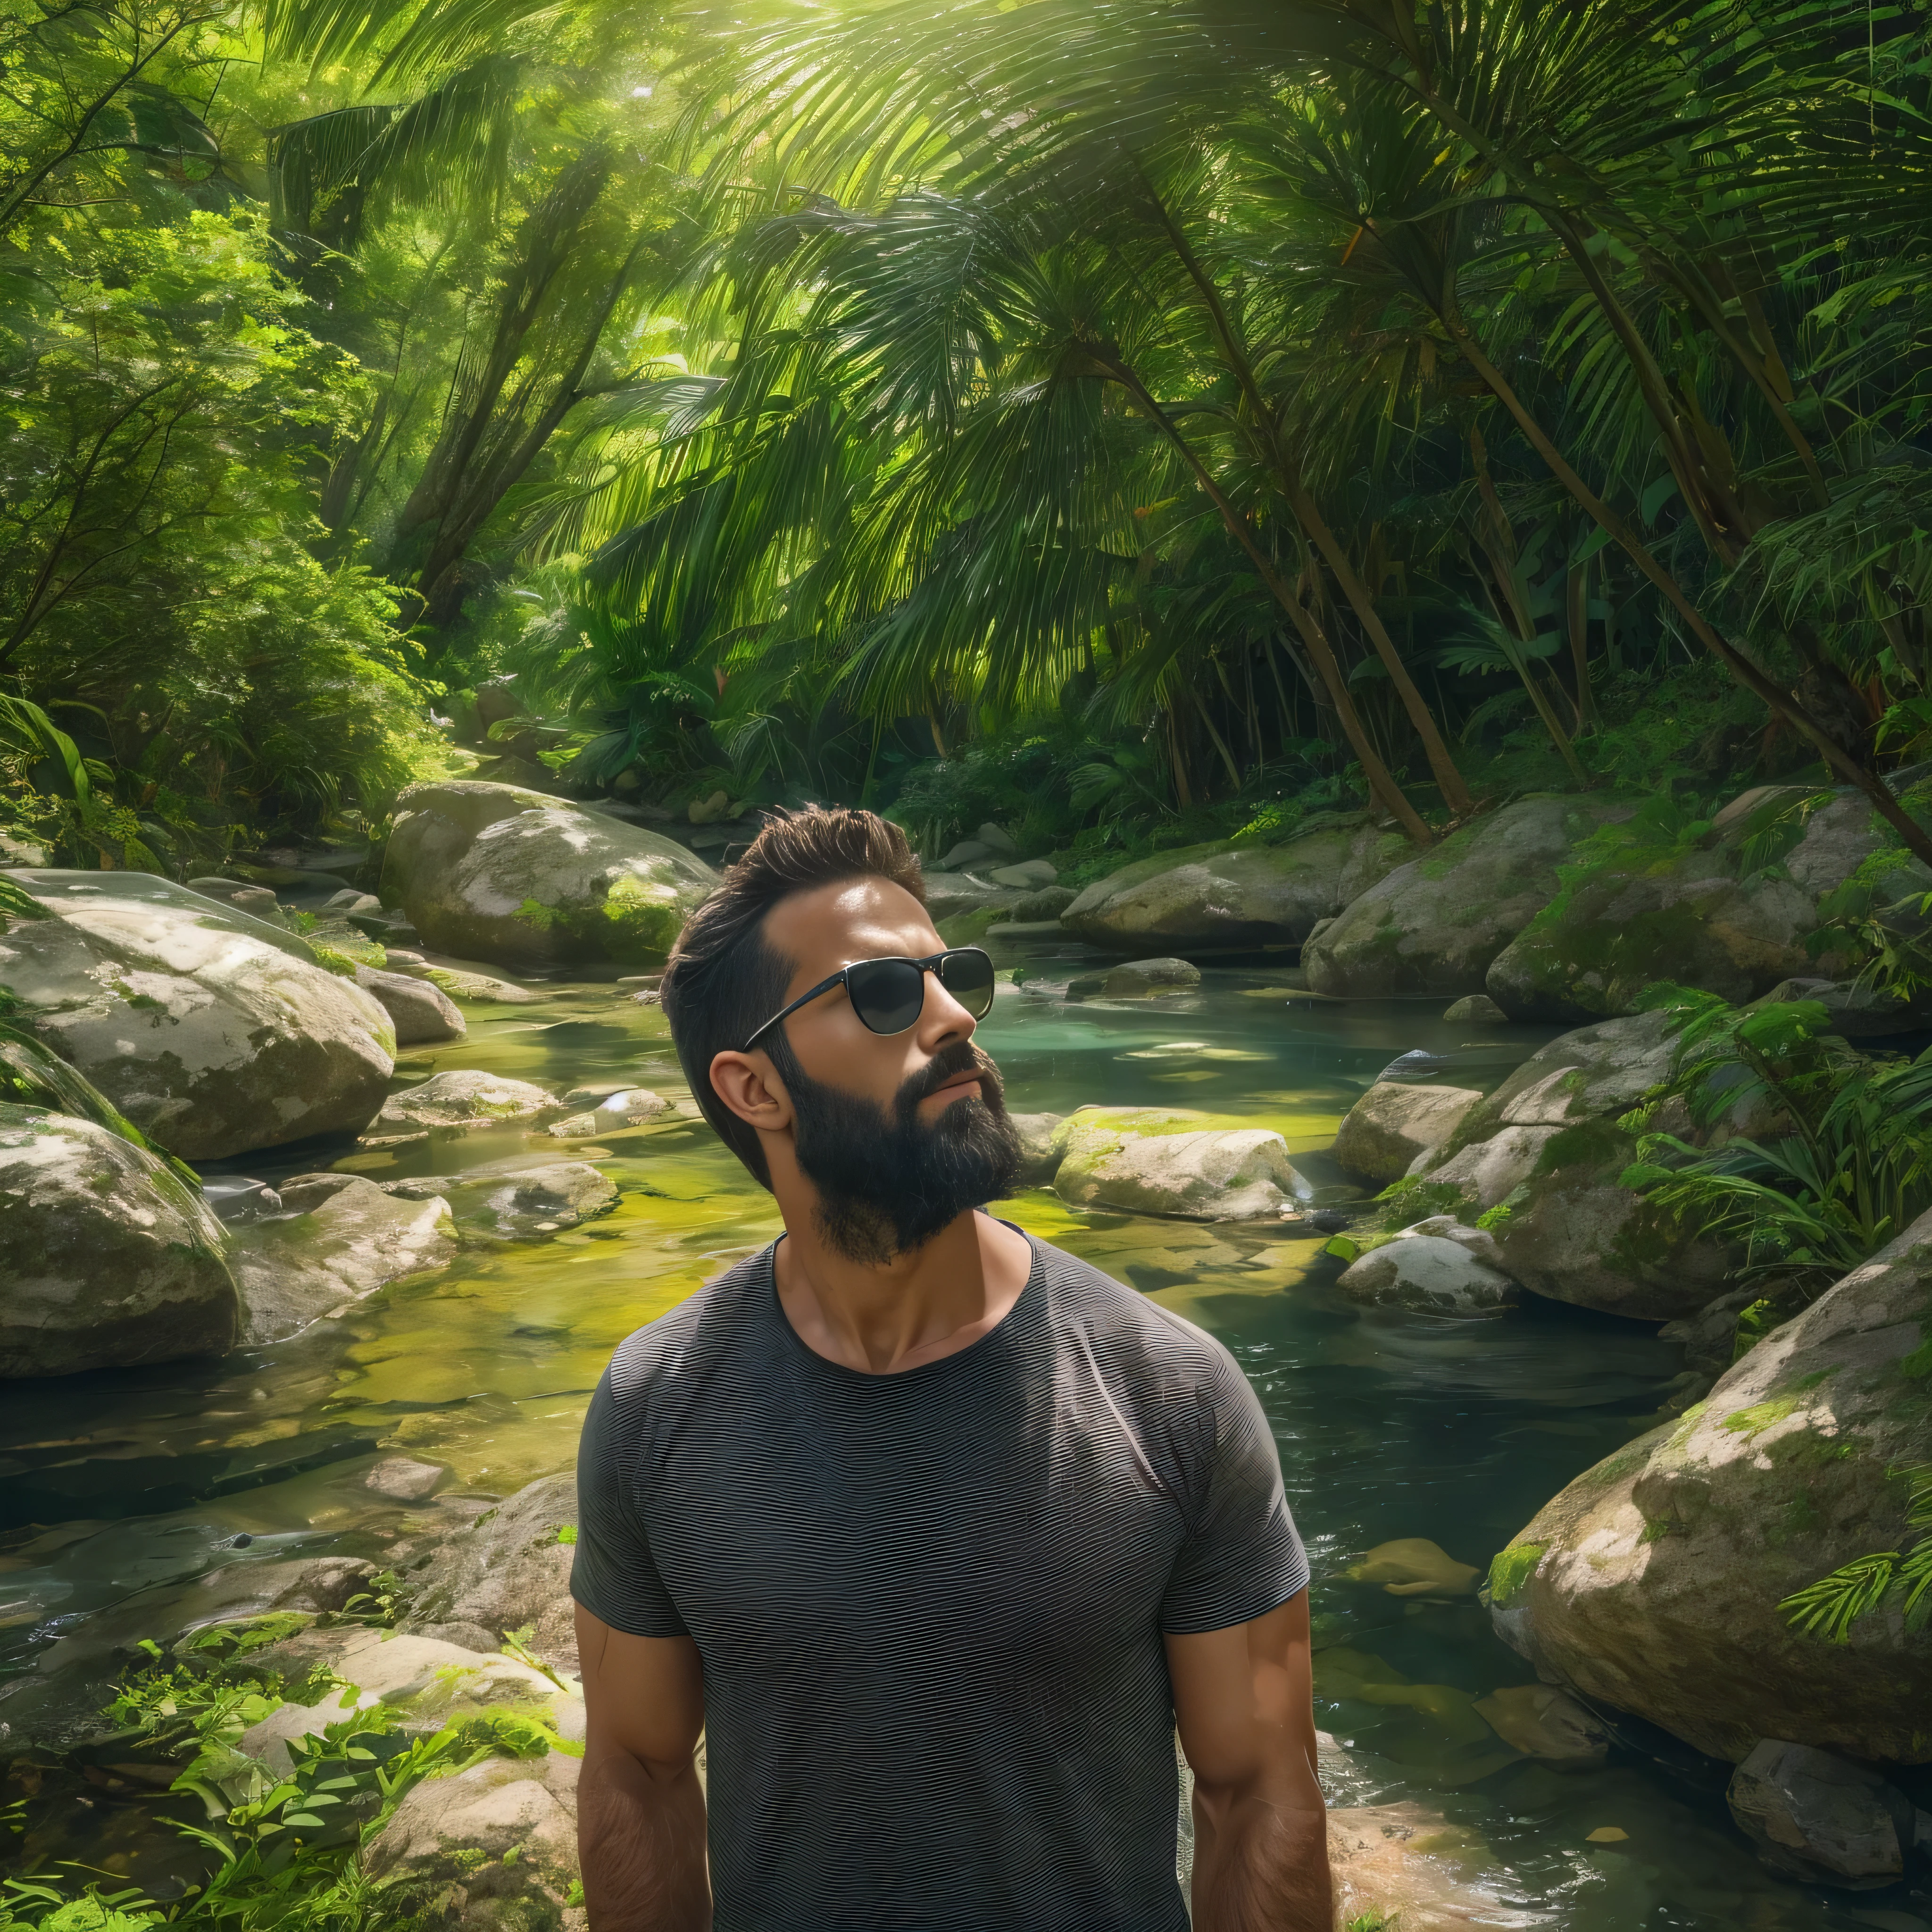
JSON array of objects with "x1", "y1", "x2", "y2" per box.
[
  {"x1": 975, "y1": 821, "x2": 1018, "y2": 855},
  {"x1": 1337, "y1": 1235, "x2": 1517, "y2": 1316},
  {"x1": 921, "y1": 871, "x2": 1026, "y2": 922},
  {"x1": 238, "y1": 1626, "x2": 575, "y2": 1772},
  {"x1": 30, "y1": 1555, "x2": 379, "y2": 1677},
  {"x1": 323, "y1": 889, "x2": 383, "y2": 917},
  {"x1": 1727, "y1": 1740, "x2": 1914, "y2": 1887},
  {"x1": 1489, "y1": 1210, "x2": 1932, "y2": 1764},
  {"x1": 1395, "y1": 1214, "x2": 1509, "y2": 1270},
  {"x1": 380, "y1": 780, "x2": 716, "y2": 969},
  {"x1": 363, "y1": 1748, "x2": 583, "y2": 1931},
  {"x1": 1052, "y1": 1108, "x2": 1311, "y2": 1220},
  {"x1": 1008, "y1": 884, "x2": 1077, "y2": 922},
  {"x1": 0, "y1": 1105, "x2": 239, "y2": 1378},
  {"x1": 1444, "y1": 993, "x2": 1509, "y2": 1024},
  {"x1": 986, "y1": 858, "x2": 1057, "y2": 890},
  {"x1": 232, "y1": 1178, "x2": 458, "y2": 1342},
  {"x1": 1305, "y1": 795, "x2": 1633, "y2": 999},
  {"x1": 941, "y1": 839, "x2": 993, "y2": 868},
  {"x1": 1332, "y1": 1082, "x2": 1484, "y2": 1184},
  {"x1": 371, "y1": 1070, "x2": 555, "y2": 1136},
  {"x1": 1009, "y1": 1112, "x2": 1069, "y2": 1187},
  {"x1": 382, "y1": 1159, "x2": 617, "y2": 1240},
  {"x1": 1660, "y1": 1286, "x2": 1763, "y2": 1376},
  {"x1": 1059, "y1": 816, "x2": 1406, "y2": 953},
  {"x1": 200, "y1": 1175, "x2": 283, "y2": 1224},
  {"x1": 354, "y1": 966, "x2": 466, "y2": 1046},
  {"x1": 366, "y1": 1457, "x2": 449, "y2": 1502},
  {"x1": 1100, "y1": 956, "x2": 1201, "y2": 997},
  {"x1": 1407, "y1": 1012, "x2": 1729, "y2": 1320},
  {"x1": 407, "y1": 1472, "x2": 579, "y2": 1670},
  {"x1": 1486, "y1": 856, "x2": 1825, "y2": 1024},
  {"x1": 0, "y1": 873, "x2": 394, "y2": 1158},
  {"x1": 185, "y1": 877, "x2": 287, "y2": 926},
  {"x1": 547, "y1": 1088, "x2": 667, "y2": 1137}
]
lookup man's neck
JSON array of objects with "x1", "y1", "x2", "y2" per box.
[{"x1": 771, "y1": 1205, "x2": 1034, "y2": 1375}]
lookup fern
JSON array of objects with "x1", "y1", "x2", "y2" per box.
[{"x1": 1780, "y1": 1553, "x2": 1899, "y2": 1643}]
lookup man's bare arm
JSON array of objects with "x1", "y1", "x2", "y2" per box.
[
  {"x1": 575, "y1": 1605, "x2": 710, "y2": 1932},
  {"x1": 1167, "y1": 1590, "x2": 1331, "y2": 1932}
]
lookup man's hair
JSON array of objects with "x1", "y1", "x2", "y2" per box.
[{"x1": 661, "y1": 806, "x2": 926, "y2": 1189}]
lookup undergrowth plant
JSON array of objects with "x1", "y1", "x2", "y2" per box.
[
  {"x1": 1780, "y1": 1466, "x2": 1932, "y2": 1644},
  {"x1": 1618, "y1": 984, "x2": 1932, "y2": 1298},
  {"x1": 1, "y1": 1619, "x2": 566, "y2": 1932}
]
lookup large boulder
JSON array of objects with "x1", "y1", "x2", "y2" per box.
[
  {"x1": 231, "y1": 1176, "x2": 458, "y2": 1342},
  {"x1": 0, "y1": 1105, "x2": 239, "y2": 1377},
  {"x1": 1303, "y1": 796, "x2": 1632, "y2": 999},
  {"x1": 1409, "y1": 1013, "x2": 1727, "y2": 1320},
  {"x1": 1487, "y1": 860, "x2": 1821, "y2": 1025},
  {"x1": 0, "y1": 873, "x2": 394, "y2": 1158},
  {"x1": 1333, "y1": 1083, "x2": 1483, "y2": 1184},
  {"x1": 1051, "y1": 1107, "x2": 1311, "y2": 1220},
  {"x1": 1487, "y1": 1208, "x2": 1932, "y2": 1764},
  {"x1": 380, "y1": 781, "x2": 716, "y2": 968},
  {"x1": 1486, "y1": 791, "x2": 1905, "y2": 1025},
  {"x1": 405, "y1": 1472, "x2": 580, "y2": 1672},
  {"x1": 1059, "y1": 815, "x2": 1407, "y2": 952}
]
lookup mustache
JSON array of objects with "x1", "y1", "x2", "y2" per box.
[{"x1": 902, "y1": 1040, "x2": 1002, "y2": 1109}]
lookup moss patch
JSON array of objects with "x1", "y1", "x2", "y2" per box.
[{"x1": 1487, "y1": 1542, "x2": 1547, "y2": 1607}]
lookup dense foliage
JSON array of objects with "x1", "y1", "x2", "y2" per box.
[{"x1": 3, "y1": 0, "x2": 1931, "y2": 870}]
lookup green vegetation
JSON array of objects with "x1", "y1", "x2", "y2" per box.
[
  {"x1": 2, "y1": 0, "x2": 1932, "y2": 877},
  {"x1": 1621, "y1": 984, "x2": 1932, "y2": 1296},
  {"x1": 0, "y1": 1620, "x2": 567, "y2": 1932},
  {"x1": 1781, "y1": 1465, "x2": 1932, "y2": 1641}
]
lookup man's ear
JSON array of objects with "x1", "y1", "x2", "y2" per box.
[{"x1": 708, "y1": 1049, "x2": 793, "y2": 1135}]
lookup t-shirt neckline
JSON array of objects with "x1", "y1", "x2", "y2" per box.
[{"x1": 761, "y1": 1218, "x2": 1044, "y2": 1385}]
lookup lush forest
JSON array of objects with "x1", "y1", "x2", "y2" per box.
[{"x1": 3, "y1": 0, "x2": 1930, "y2": 876}]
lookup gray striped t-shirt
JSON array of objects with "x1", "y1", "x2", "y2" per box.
[{"x1": 571, "y1": 1228, "x2": 1308, "y2": 1932}]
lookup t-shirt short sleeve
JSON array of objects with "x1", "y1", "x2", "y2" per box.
[
  {"x1": 569, "y1": 1361, "x2": 689, "y2": 1638},
  {"x1": 1158, "y1": 1351, "x2": 1309, "y2": 1635}
]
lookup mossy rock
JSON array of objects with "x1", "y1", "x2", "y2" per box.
[
  {"x1": 381, "y1": 781, "x2": 716, "y2": 970},
  {"x1": 1052, "y1": 1106, "x2": 1312, "y2": 1220},
  {"x1": 1059, "y1": 814, "x2": 1407, "y2": 952},
  {"x1": 1486, "y1": 855, "x2": 1830, "y2": 1024},
  {"x1": 1490, "y1": 1210, "x2": 1932, "y2": 1764},
  {"x1": 1304, "y1": 795, "x2": 1635, "y2": 999},
  {"x1": 0, "y1": 1102, "x2": 239, "y2": 1377},
  {"x1": 0, "y1": 871, "x2": 394, "y2": 1159}
]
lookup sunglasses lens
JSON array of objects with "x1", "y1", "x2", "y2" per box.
[
  {"x1": 846, "y1": 958, "x2": 927, "y2": 1035},
  {"x1": 937, "y1": 948, "x2": 996, "y2": 1020}
]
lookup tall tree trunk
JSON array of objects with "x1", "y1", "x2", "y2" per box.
[
  {"x1": 1139, "y1": 170, "x2": 1475, "y2": 818},
  {"x1": 1436, "y1": 301, "x2": 1932, "y2": 871},
  {"x1": 1101, "y1": 356, "x2": 1431, "y2": 842}
]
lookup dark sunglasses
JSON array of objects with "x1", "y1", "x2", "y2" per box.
[{"x1": 740, "y1": 947, "x2": 997, "y2": 1053}]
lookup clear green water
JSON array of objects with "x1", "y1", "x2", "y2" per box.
[{"x1": 0, "y1": 954, "x2": 1864, "y2": 1927}]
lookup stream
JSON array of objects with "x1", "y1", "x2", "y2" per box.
[{"x1": 0, "y1": 935, "x2": 1860, "y2": 1929}]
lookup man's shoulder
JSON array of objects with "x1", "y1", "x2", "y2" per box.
[
  {"x1": 602, "y1": 1244, "x2": 772, "y2": 1403},
  {"x1": 1027, "y1": 1234, "x2": 1241, "y2": 1391}
]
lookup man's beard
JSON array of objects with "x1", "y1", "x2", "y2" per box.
[{"x1": 784, "y1": 1040, "x2": 1023, "y2": 1265}]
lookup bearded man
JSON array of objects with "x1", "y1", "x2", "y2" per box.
[{"x1": 571, "y1": 807, "x2": 1329, "y2": 1932}]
